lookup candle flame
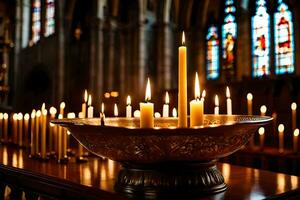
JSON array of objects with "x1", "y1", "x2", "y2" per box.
[
  {"x1": 88, "y1": 95, "x2": 92, "y2": 106},
  {"x1": 43, "y1": 109, "x2": 47, "y2": 116},
  {"x1": 127, "y1": 95, "x2": 131, "y2": 105},
  {"x1": 182, "y1": 31, "x2": 185, "y2": 45},
  {"x1": 226, "y1": 86, "x2": 230, "y2": 98},
  {"x1": 291, "y1": 102, "x2": 297, "y2": 110},
  {"x1": 0, "y1": 113, "x2": 3, "y2": 119},
  {"x1": 202, "y1": 90, "x2": 206, "y2": 98},
  {"x1": 36, "y1": 110, "x2": 41, "y2": 117},
  {"x1": 260, "y1": 105, "x2": 267, "y2": 114},
  {"x1": 17, "y1": 113, "x2": 23, "y2": 120},
  {"x1": 101, "y1": 103, "x2": 105, "y2": 113},
  {"x1": 294, "y1": 129, "x2": 299, "y2": 137},
  {"x1": 215, "y1": 95, "x2": 219, "y2": 106},
  {"x1": 13, "y1": 113, "x2": 18, "y2": 120},
  {"x1": 31, "y1": 110, "x2": 36, "y2": 118},
  {"x1": 145, "y1": 78, "x2": 151, "y2": 102},
  {"x1": 3, "y1": 113, "x2": 8, "y2": 119},
  {"x1": 114, "y1": 103, "x2": 118, "y2": 117},
  {"x1": 50, "y1": 107, "x2": 57, "y2": 115},
  {"x1": 278, "y1": 124, "x2": 284, "y2": 132},
  {"x1": 60, "y1": 102, "x2": 65, "y2": 109},
  {"x1": 172, "y1": 108, "x2": 177, "y2": 117},
  {"x1": 41, "y1": 103, "x2": 45, "y2": 111},
  {"x1": 58, "y1": 114, "x2": 63, "y2": 119},
  {"x1": 24, "y1": 113, "x2": 30, "y2": 120},
  {"x1": 258, "y1": 127, "x2": 265, "y2": 135},
  {"x1": 165, "y1": 91, "x2": 169, "y2": 104},
  {"x1": 194, "y1": 72, "x2": 200, "y2": 99},
  {"x1": 247, "y1": 93, "x2": 253, "y2": 100},
  {"x1": 84, "y1": 90, "x2": 88, "y2": 102}
]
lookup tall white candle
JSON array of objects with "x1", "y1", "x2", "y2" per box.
[
  {"x1": 293, "y1": 129, "x2": 299, "y2": 153},
  {"x1": 24, "y1": 113, "x2": 29, "y2": 147},
  {"x1": 30, "y1": 110, "x2": 36, "y2": 155},
  {"x1": 18, "y1": 113, "x2": 23, "y2": 146},
  {"x1": 278, "y1": 124, "x2": 284, "y2": 153},
  {"x1": 260, "y1": 105, "x2": 267, "y2": 116},
  {"x1": 291, "y1": 102, "x2": 297, "y2": 131},
  {"x1": 49, "y1": 107, "x2": 57, "y2": 153},
  {"x1": 140, "y1": 78, "x2": 154, "y2": 128},
  {"x1": 13, "y1": 113, "x2": 18, "y2": 144},
  {"x1": 3, "y1": 113, "x2": 8, "y2": 142},
  {"x1": 226, "y1": 86, "x2": 232, "y2": 115},
  {"x1": 35, "y1": 110, "x2": 41, "y2": 155},
  {"x1": 247, "y1": 93, "x2": 253, "y2": 115},
  {"x1": 41, "y1": 109, "x2": 47, "y2": 159},
  {"x1": 126, "y1": 96, "x2": 132, "y2": 118},
  {"x1": 87, "y1": 95, "x2": 94, "y2": 118},
  {"x1": 214, "y1": 95, "x2": 219, "y2": 115},
  {"x1": 163, "y1": 91, "x2": 170, "y2": 118},
  {"x1": 114, "y1": 103, "x2": 118, "y2": 117}
]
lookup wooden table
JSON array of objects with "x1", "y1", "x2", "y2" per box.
[{"x1": 0, "y1": 145, "x2": 300, "y2": 200}]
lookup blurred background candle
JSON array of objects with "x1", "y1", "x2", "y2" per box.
[
  {"x1": 172, "y1": 108, "x2": 177, "y2": 118},
  {"x1": 0, "y1": 113, "x2": 3, "y2": 140},
  {"x1": 258, "y1": 127, "x2": 265, "y2": 150},
  {"x1": 82, "y1": 90, "x2": 88, "y2": 118},
  {"x1": 13, "y1": 113, "x2": 18, "y2": 144},
  {"x1": 114, "y1": 103, "x2": 118, "y2": 117},
  {"x1": 163, "y1": 91, "x2": 169, "y2": 118},
  {"x1": 190, "y1": 72, "x2": 203, "y2": 127},
  {"x1": 178, "y1": 31, "x2": 187, "y2": 128},
  {"x1": 133, "y1": 110, "x2": 140, "y2": 118},
  {"x1": 60, "y1": 102, "x2": 65, "y2": 116},
  {"x1": 154, "y1": 112, "x2": 161, "y2": 118},
  {"x1": 201, "y1": 90, "x2": 206, "y2": 110},
  {"x1": 87, "y1": 95, "x2": 94, "y2": 118},
  {"x1": 24, "y1": 113, "x2": 29, "y2": 147},
  {"x1": 35, "y1": 110, "x2": 41, "y2": 155},
  {"x1": 49, "y1": 107, "x2": 57, "y2": 154},
  {"x1": 41, "y1": 109, "x2": 47, "y2": 159},
  {"x1": 247, "y1": 93, "x2": 253, "y2": 115},
  {"x1": 140, "y1": 78, "x2": 154, "y2": 128},
  {"x1": 58, "y1": 114, "x2": 63, "y2": 161},
  {"x1": 3, "y1": 113, "x2": 8, "y2": 142},
  {"x1": 214, "y1": 95, "x2": 219, "y2": 115},
  {"x1": 260, "y1": 105, "x2": 267, "y2": 116},
  {"x1": 30, "y1": 110, "x2": 36, "y2": 156},
  {"x1": 126, "y1": 96, "x2": 132, "y2": 118},
  {"x1": 18, "y1": 113, "x2": 23, "y2": 147},
  {"x1": 293, "y1": 129, "x2": 299, "y2": 153},
  {"x1": 226, "y1": 87, "x2": 232, "y2": 115},
  {"x1": 278, "y1": 124, "x2": 284, "y2": 153},
  {"x1": 291, "y1": 102, "x2": 297, "y2": 131}
]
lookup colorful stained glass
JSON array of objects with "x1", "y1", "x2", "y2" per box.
[
  {"x1": 274, "y1": 0, "x2": 294, "y2": 74},
  {"x1": 206, "y1": 26, "x2": 220, "y2": 80},
  {"x1": 32, "y1": 0, "x2": 41, "y2": 43},
  {"x1": 251, "y1": 0, "x2": 270, "y2": 77},
  {"x1": 222, "y1": 0, "x2": 237, "y2": 72},
  {"x1": 45, "y1": 0, "x2": 55, "y2": 36}
]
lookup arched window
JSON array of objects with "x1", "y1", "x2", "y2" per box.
[
  {"x1": 206, "y1": 25, "x2": 220, "y2": 80},
  {"x1": 222, "y1": 0, "x2": 237, "y2": 73},
  {"x1": 251, "y1": 0, "x2": 270, "y2": 77},
  {"x1": 45, "y1": 0, "x2": 55, "y2": 36},
  {"x1": 274, "y1": 0, "x2": 294, "y2": 75},
  {"x1": 31, "y1": 0, "x2": 41, "y2": 43}
]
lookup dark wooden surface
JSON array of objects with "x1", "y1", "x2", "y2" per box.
[{"x1": 0, "y1": 145, "x2": 300, "y2": 200}]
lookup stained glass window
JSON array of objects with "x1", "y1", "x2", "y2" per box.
[
  {"x1": 45, "y1": 0, "x2": 55, "y2": 36},
  {"x1": 274, "y1": 0, "x2": 294, "y2": 75},
  {"x1": 206, "y1": 26, "x2": 220, "y2": 80},
  {"x1": 31, "y1": 0, "x2": 41, "y2": 43},
  {"x1": 251, "y1": 0, "x2": 270, "y2": 77},
  {"x1": 222, "y1": 0, "x2": 237, "y2": 72}
]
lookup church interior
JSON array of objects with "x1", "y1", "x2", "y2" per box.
[{"x1": 0, "y1": 0, "x2": 300, "y2": 199}]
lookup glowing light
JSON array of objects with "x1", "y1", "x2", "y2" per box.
[
  {"x1": 67, "y1": 112, "x2": 76, "y2": 119},
  {"x1": 60, "y1": 102, "x2": 65, "y2": 109},
  {"x1": 24, "y1": 113, "x2": 30, "y2": 120},
  {"x1": 260, "y1": 105, "x2": 267, "y2": 114},
  {"x1": 101, "y1": 103, "x2": 105, "y2": 113},
  {"x1": 215, "y1": 95, "x2": 219, "y2": 106},
  {"x1": 133, "y1": 110, "x2": 140, "y2": 118},
  {"x1": 145, "y1": 78, "x2": 151, "y2": 102},
  {"x1": 182, "y1": 31, "x2": 185, "y2": 45},
  {"x1": 194, "y1": 72, "x2": 200, "y2": 99},
  {"x1": 154, "y1": 112, "x2": 161, "y2": 118},
  {"x1": 114, "y1": 104, "x2": 118, "y2": 117},
  {"x1": 84, "y1": 90, "x2": 88, "y2": 102},
  {"x1": 278, "y1": 124, "x2": 284, "y2": 132},
  {"x1": 202, "y1": 90, "x2": 206, "y2": 99},
  {"x1": 258, "y1": 127, "x2": 265, "y2": 135},
  {"x1": 88, "y1": 95, "x2": 92, "y2": 106},
  {"x1": 226, "y1": 86, "x2": 230, "y2": 98},
  {"x1": 3, "y1": 113, "x2": 8, "y2": 119},
  {"x1": 291, "y1": 102, "x2": 297, "y2": 110},
  {"x1": 127, "y1": 95, "x2": 131, "y2": 105},
  {"x1": 18, "y1": 113, "x2": 23, "y2": 120},
  {"x1": 50, "y1": 107, "x2": 57, "y2": 115},
  {"x1": 165, "y1": 92, "x2": 169, "y2": 104},
  {"x1": 31, "y1": 110, "x2": 36, "y2": 118},
  {"x1": 247, "y1": 93, "x2": 253, "y2": 100},
  {"x1": 294, "y1": 129, "x2": 299, "y2": 137},
  {"x1": 172, "y1": 108, "x2": 177, "y2": 117}
]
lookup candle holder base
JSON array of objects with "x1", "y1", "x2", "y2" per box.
[
  {"x1": 115, "y1": 161, "x2": 226, "y2": 199},
  {"x1": 76, "y1": 156, "x2": 88, "y2": 163},
  {"x1": 57, "y1": 157, "x2": 69, "y2": 164}
]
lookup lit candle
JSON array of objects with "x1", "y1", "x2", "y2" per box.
[
  {"x1": 190, "y1": 72, "x2": 204, "y2": 127},
  {"x1": 172, "y1": 108, "x2": 177, "y2": 118},
  {"x1": 60, "y1": 102, "x2": 65, "y2": 116},
  {"x1": 18, "y1": 113, "x2": 23, "y2": 147},
  {"x1": 214, "y1": 95, "x2": 219, "y2": 115},
  {"x1": 247, "y1": 93, "x2": 253, "y2": 115},
  {"x1": 12, "y1": 113, "x2": 18, "y2": 144},
  {"x1": 126, "y1": 96, "x2": 132, "y2": 118},
  {"x1": 35, "y1": 110, "x2": 41, "y2": 155},
  {"x1": 140, "y1": 78, "x2": 154, "y2": 128},
  {"x1": 49, "y1": 107, "x2": 57, "y2": 154},
  {"x1": 154, "y1": 112, "x2": 161, "y2": 118},
  {"x1": 163, "y1": 92, "x2": 170, "y2": 118},
  {"x1": 293, "y1": 129, "x2": 299, "y2": 153},
  {"x1": 3, "y1": 113, "x2": 8, "y2": 142},
  {"x1": 133, "y1": 110, "x2": 140, "y2": 118},
  {"x1": 87, "y1": 95, "x2": 94, "y2": 118},
  {"x1": 114, "y1": 103, "x2": 118, "y2": 117},
  {"x1": 58, "y1": 114, "x2": 63, "y2": 161},
  {"x1": 41, "y1": 109, "x2": 47, "y2": 159},
  {"x1": 0, "y1": 113, "x2": 3, "y2": 140},
  {"x1": 24, "y1": 113, "x2": 29, "y2": 147},
  {"x1": 260, "y1": 105, "x2": 267, "y2": 116},
  {"x1": 82, "y1": 90, "x2": 88, "y2": 118},
  {"x1": 30, "y1": 110, "x2": 36, "y2": 156},
  {"x1": 178, "y1": 31, "x2": 187, "y2": 127},
  {"x1": 201, "y1": 90, "x2": 206, "y2": 110},
  {"x1": 226, "y1": 87, "x2": 232, "y2": 115},
  {"x1": 291, "y1": 102, "x2": 297, "y2": 131},
  {"x1": 278, "y1": 124, "x2": 284, "y2": 153},
  {"x1": 258, "y1": 127, "x2": 265, "y2": 150}
]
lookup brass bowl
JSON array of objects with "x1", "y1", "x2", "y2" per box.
[{"x1": 52, "y1": 115, "x2": 272, "y2": 163}]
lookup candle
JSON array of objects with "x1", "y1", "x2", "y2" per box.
[
  {"x1": 278, "y1": 124, "x2": 284, "y2": 153},
  {"x1": 260, "y1": 105, "x2": 267, "y2": 116},
  {"x1": 24, "y1": 113, "x2": 29, "y2": 147},
  {"x1": 214, "y1": 95, "x2": 219, "y2": 115},
  {"x1": 30, "y1": 110, "x2": 36, "y2": 156},
  {"x1": 41, "y1": 109, "x2": 47, "y2": 159},
  {"x1": 49, "y1": 107, "x2": 57, "y2": 154},
  {"x1": 178, "y1": 31, "x2": 187, "y2": 127},
  {"x1": 87, "y1": 95, "x2": 94, "y2": 118},
  {"x1": 163, "y1": 92, "x2": 170, "y2": 118},
  {"x1": 58, "y1": 114, "x2": 63, "y2": 161},
  {"x1": 0, "y1": 113, "x2": 3, "y2": 140},
  {"x1": 18, "y1": 113, "x2": 23, "y2": 147},
  {"x1": 13, "y1": 113, "x2": 18, "y2": 144},
  {"x1": 82, "y1": 90, "x2": 88, "y2": 118},
  {"x1": 126, "y1": 96, "x2": 132, "y2": 118},
  {"x1": 226, "y1": 87, "x2": 232, "y2": 115},
  {"x1": 133, "y1": 110, "x2": 140, "y2": 118},
  {"x1": 258, "y1": 127, "x2": 265, "y2": 150},
  {"x1": 114, "y1": 103, "x2": 118, "y2": 117},
  {"x1": 3, "y1": 113, "x2": 8, "y2": 142},
  {"x1": 190, "y1": 72, "x2": 204, "y2": 127},
  {"x1": 201, "y1": 90, "x2": 206, "y2": 110},
  {"x1": 291, "y1": 102, "x2": 297, "y2": 131},
  {"x1": 35, "y1": 110, "x2": 41, "y2": 155},
  {"x1": 140, "y1": 78, "x2": 154, "y2": 128},
  {"x1": 293, "y1": 129, "x2": 299, "y2": 153},
  {"x1": 60, "y1": 102, "x2": 65, "y2": 116},
  {"x1": 247, "y1": 93, "x2": 253, "y2": 115},
  {"x1": 154, "y1": 112, "x2": 161, "y2": 118},
  {"x1": 172, "y1": 108, "x2": 177, "y2": 118}
]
